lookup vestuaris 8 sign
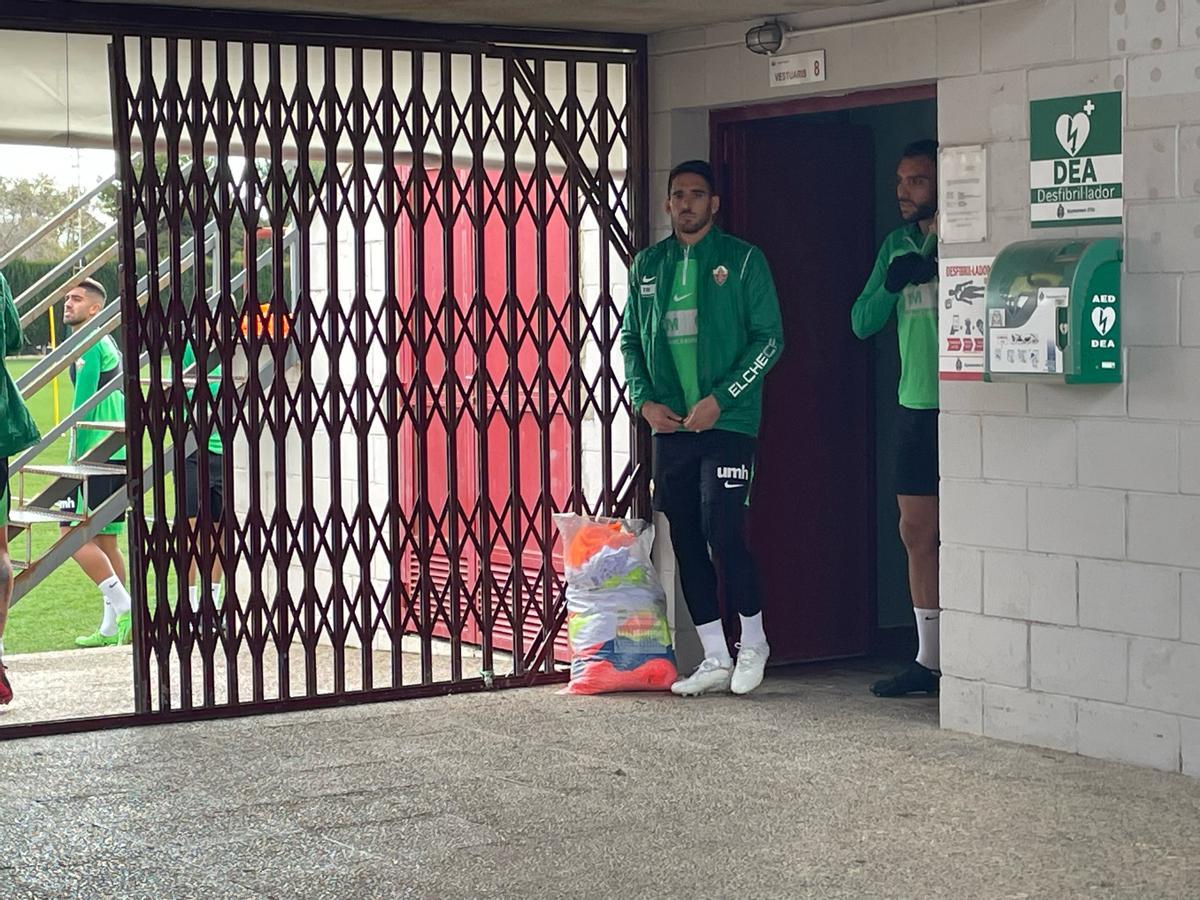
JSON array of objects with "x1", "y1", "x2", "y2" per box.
[{"x1": 1030, "y1": 91, "x2": 1122, "y2": 227}]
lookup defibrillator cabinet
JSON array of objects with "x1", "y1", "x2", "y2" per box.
[{"x1": 984, "y1": 238, "x2": 1122, "y2": 384}]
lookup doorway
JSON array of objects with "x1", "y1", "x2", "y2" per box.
[{"x1": 712, "y1": 85, "x2": 938, "y2": 664}]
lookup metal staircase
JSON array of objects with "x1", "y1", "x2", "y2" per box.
[{"x1": 4, "y1": 161, "x2": 297, "y2": 606}]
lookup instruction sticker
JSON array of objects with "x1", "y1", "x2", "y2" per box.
[{"x1": 939, "y1": 257, "x2": 992, "y2": 381}]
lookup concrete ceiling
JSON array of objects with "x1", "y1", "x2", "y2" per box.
[{"x1": 75, "y1": 0, "x2": 888, "y2": 34}]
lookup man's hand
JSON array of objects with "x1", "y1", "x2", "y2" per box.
[
  {"x1": 885, "y1": 251, "x2": 938, "y2": 292},
  {"x1": 910, "y1": 249, "x2": 938, "y2": 285},
  {"x1": 884, "y1": 253, "x2": 922, "y2": 293},
  {"x1": 683, "y1": 395, "x2": 721, "y2": 432},
  {"x1": 642, "y1": 401, "x2": 684, "y2": 433}
]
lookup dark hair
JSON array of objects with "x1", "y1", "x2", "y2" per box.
[
  {"x1": 901, "y1": 139, "x2": 938, "y2": 165},
  {"x1": 75, "y1": 277, "x2": 107, "y2": 302},
  {"x1": 668, "y1": 159, "x2": 717, "y2": 196}
]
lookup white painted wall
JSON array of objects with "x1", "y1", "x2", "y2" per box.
[{"x1": 649, "y1": 0, "x2": 1200, "y2": 775}]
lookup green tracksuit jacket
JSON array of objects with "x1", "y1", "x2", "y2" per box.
[{"x1": 620, "y1": 226, "x2": 784, "y2": 437}]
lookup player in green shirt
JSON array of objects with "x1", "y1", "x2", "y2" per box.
[
  {"x1": 851, "y1": 140, "x2": 942, "y2": 697},
  {"x1": 180, "y1": 340, "x2": 225, "y2": 628},
  {"x1": 58, "y1": 279, "x2": 133, "y2": 648},
  {"x1": 0, "y1": 270, "x2": 42, "y2": 704}
]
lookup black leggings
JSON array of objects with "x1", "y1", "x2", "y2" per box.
[{"x1": 653, "y1": 431, "x2": 761, "y2": 626}]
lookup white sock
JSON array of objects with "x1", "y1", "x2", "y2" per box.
[
  {"x1": 99, "y1": 598, "x2": 117, "y2": 636},
  {"x1": 188, "y1": 586, "x2": 200, "y2": 614},
  {"x1": 739, "y1": 612, "x2": 767, "y2": 648},
  {"x1": 695, "y1": 619, "x2": 732, "y2": 666},
  {"x1": 915, "y1": 608, "x2": 941, "y2": 671},
  {"x1": 99, "y1": 575, "x2": 132, "y2": 617},
  {"x1": 211, "y1": 582, "x2": 223, "y2": 610}
]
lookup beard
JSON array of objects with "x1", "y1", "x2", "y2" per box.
[
  {"x1": 674, "y1": 209, "x2": 712, "y2": 235},
  {"x1": 901, "y1": 201, "x2": 937, "y2": 224}
]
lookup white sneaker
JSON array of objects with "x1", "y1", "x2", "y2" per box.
[
  {"x1": 731, "y1": 642, "x2": 769, "y2": 695},
  {"x1": 671, "y1": 657, "x2": 733, "y2": 696}
]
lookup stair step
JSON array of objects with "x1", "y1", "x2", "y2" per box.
[
  {"x1": 76, "y1": 421, "x2": 125, "y2": 433},
  {"x1": 9, "y1": 507, "x2": 86, "y2": 526},
  {"x1": 141, "y1": 377, "x2": 201, "y2": 387},
  {"x1": 19, "y1": 462, "x2": 126, "y2": 479}
]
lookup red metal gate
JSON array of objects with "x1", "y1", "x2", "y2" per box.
[{"x1": 99, "y1": 16, "x2": 648, "y2": 722}]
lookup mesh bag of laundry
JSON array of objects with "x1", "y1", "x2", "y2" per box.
[{"x1": 553, "y1": 513, "x2": 677, "y2": 694}]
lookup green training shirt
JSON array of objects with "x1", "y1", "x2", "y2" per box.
[
  {"x1": 850, "y1": 223, "x2": 939, "y2": 410},
  {"x1": 181, "y1": 343, "x2": 224, "y2": 455},
  {"x1": 664, "y1": 255, "x2": 702, "y2": 413},
  {"x1": 70, "y1": 334, "x2": 126, "y2": 462}
]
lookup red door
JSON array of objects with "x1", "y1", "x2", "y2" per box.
[
  {"x1": 396, "y1": 166, "x2": 572, "y2": 660},
  {"x1": 714, "y1": 120, "x2": 877, "y2": 663}
]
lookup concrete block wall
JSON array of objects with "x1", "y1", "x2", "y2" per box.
[{"x1": 650, "y1": 0, "x2": 1200, "y2": 774}]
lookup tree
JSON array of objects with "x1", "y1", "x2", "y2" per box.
[{"x1": 0, "y1": 175, "x2": 112, "y2": 261}]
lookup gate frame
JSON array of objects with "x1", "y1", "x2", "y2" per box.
[{"x1": 0, "y1": 0, "x2": 650, "y2": 740}]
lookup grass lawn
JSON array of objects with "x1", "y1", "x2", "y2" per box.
[{"x1": 6, "y1": 357, "x2": 181, "y2": 656}]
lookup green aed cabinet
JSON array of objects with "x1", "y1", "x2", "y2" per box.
[{"x1": 983, "y1": 238, "x2": 1122, "y2": 384}]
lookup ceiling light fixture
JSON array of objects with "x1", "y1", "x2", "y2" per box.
[{"x1": 744, "y1": 21, "x2": 789, "y2": 56}]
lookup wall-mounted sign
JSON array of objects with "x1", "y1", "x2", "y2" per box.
[
  {"x1": 768, "y1": 50, "x2": 826, "y2": 89},
  {"x1": 939, "y1": 145, "x2": 988, "y2": 244},
  {"x1": 1030, "y1": 91, "x2": 1122, "y2": 227},
  {"x1": 939, "y1": 257, "x2": 993, "y2": 381}
]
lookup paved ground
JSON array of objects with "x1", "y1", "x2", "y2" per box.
[
  {"x1": 0, "y1": 642, "x2": 505, "y2": 726},
  {"x1": 2, "y1": 657, "x2": 1199, "y2": 899}
]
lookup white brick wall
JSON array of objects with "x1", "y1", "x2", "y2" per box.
[
  {"x1": 984, "y1": 550, "x2": 1077, "y2": 624},
  {"x1": 940, "y1": 675, "x2": 983, "y2": 734},
  {"x1": 941, "y1": 545, "x2": 983, "y2": 614},
  {"x1": 984, "y1": 684, "x2": 1077, "y2": 754},
  {"x1": 1027, "y1": 487, "x2": 1125, "y2": 558},
  {"x1": 1183, "y1": 716, "x2": 1200, "y2": 777},
  {"x1": 641, "y1": 0, "x2": 1200, "y2": 776},
  {"x1": 1077, "y1": 701, "x2": 1182, "y2": 771},
  {"x1": 941, "y1": 611, "x2": 1028, "y2": 687},
  {"x1": 1183, "y1": 573, "x2": 1200, "y2": 644},
  {"x1": 1129, "y1": 638, "x2": 1200, "y2": 717},
  {"x1": 1030, "y1": 625, "x2": 1129, "y2": 703},
  {"x1": 982, "y1": 416, "x2": 1077, "y2": 485},
  {"x1": 1077, "y1": 420, "x2": 1178, "y2": 492},
  {"x1": 1078, "y1": 560, "x2": 1180, "y2": 639},
  {"x1": 939, "y1": 414, "x2": 982, "y2": 479}
]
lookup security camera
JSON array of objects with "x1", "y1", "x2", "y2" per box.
[{"x1": 745, "y1": 21, "x2": 787, "y2": 56}]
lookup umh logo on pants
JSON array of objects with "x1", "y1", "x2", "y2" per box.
[{"x1": 717, "y1": 464, "x2": 749, "y2": 486}]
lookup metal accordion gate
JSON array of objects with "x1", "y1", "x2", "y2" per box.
[{"x1": 107, "y1": 16, "x2": 648, "y2": 721}]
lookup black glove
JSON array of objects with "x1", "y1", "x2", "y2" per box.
[
  {"x1": 884, "y1": 253, "x2": 922, "y2": 293},
  {"x1": 885, "y1": 251, "x2": 938, "y2": 293},
  {"x1": 910, "y1": 250, "x2": 938, "y2": 285}
]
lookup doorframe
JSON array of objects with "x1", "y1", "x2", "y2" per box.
[{"x1": 710, "y1": 82, "x2": 938, "y2": 657}]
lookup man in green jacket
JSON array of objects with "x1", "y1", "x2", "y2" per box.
[
  {"x1": 620, "y1": 160, "x2": 784, "y2": 697},
  {"x1": 0, "y1": 270, "x2": 42, "y2": 704},
  {"x1": 851, "y1": 140, "x2": 941, "y2": 697},
  {"x1": 57, "y1": 279, "x2": 133, "y2": 648}
]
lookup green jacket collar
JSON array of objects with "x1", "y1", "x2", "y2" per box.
[{"x1": 663, "y1": 224, "x2": 723, "y2": 258}]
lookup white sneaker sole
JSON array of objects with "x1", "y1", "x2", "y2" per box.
[
  {"x1": 671, "y1": 678, "x2": 731, "y2": 697},
  {"x1": 730, "y1": 671, "x2": 765, "y2": 695}
]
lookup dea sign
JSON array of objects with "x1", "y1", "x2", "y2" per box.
[{"x1": 1029, "y1": 91, "x2": 1122, "y2": 227}]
